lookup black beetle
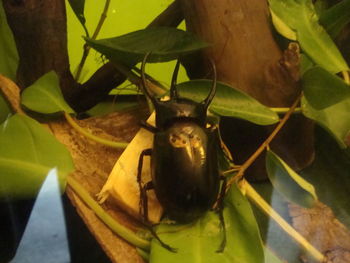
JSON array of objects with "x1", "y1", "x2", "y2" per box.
[{"x1": 137, "y1": 54, "x2": 226, "y2": 252}]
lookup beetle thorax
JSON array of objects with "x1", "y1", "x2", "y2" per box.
[{"x1": 155, "y1": 98, "x2": 207, "y2": 129}]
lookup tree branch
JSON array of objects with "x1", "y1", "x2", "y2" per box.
[{"x1": 69, "y1": 0, "x2": 183, "y2": 113}]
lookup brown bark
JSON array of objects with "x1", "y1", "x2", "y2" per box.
[
  {"x1": 179, "y1": 0, "x2": 315, "y2": 179},
  {"x1": 2, "y1": 0, "x2": 76, "y2": 99}
]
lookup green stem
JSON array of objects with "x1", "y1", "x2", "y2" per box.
[
  {"x1": 66, "y1": 176, "x2": 151, "y2": 250},
  {"x1": 136, "y1": 248, "x2": 150, "y2": 261},
  {"x1": 342, "y1": 70, "x2": 350, "y2": 85},
  {"x1": 270, "y1": 107, "x2": 302, "y2": 114},
  {"x1": 64, "y1": 112, "x2": 129, "y2": 149}
]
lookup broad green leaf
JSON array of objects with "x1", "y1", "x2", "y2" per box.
[
  {"x1": 302, "y1": 95, "x2": 350, "y2": 148},
  {"x1": 300, "y1": 54, "x2": 314, "y2": 76},
  {"x1": 314, "y1": 0, "x2": 329, "y2": 15},
  {"x1": 302, "y1": 66, "x2": 350, "y2": 110},
  {"x1": 270, "y1": 10, "x2": 297, "y2": 40},
  {"x1": 0, "y1": 2, "x2": 18, "y2": 79},
  {"x1": 319, "y1": 0, "x2": 350, "y2": 38},
  {"x1": 150, "y1": 184, "x2": 264, "y2": 263},
  {"x1": 21, "y1": 71, "x2": 74, "y2": 114},
  {"x1": 269, "y1": 0, "x2": 349, "y2": 73},
  {"x1": 176, "y1": 80, "x2": 279, "y2": 125},
  {"x1": 67, "y1": 0, "x2": 89, "y2": 37},
  {"x1": 0, "y1": 114, "x2": 74, "y2": 199},
  {"x1": 0, "y1": 94, "x2": 11, "y2": 124},
  {"x1": 265, "y1": 150, "x2": 317, "y2": 208},
  {"x1": 85, "y1": 27, "x2": 209, "y2": 65},
  {"x1": 264, "y1": 247, "x2": 284, "y2": 263}
]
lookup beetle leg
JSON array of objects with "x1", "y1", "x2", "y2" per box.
[
  {"x1": 139, "y1": 181, "x2": 177, "y2": 252},
  {"x1": 137, "y1": 148, "x2": 152, "y2": 218},
  {"x1": 215, "y1": 175, "x2": 227, "y2": 253},
  {"x1": 140, "y1": 121, "x2": 158, "y2": 133},
  {"x1": 140, "y1": 181, "x2": 154, "y2": 222}
]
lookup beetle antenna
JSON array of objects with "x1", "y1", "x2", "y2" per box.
[
  {"x1": 202, "y1": 59, "x2": 217, "y2": 109},
  {"x1": 141, "y1": 52, "x2": 157, "y2": 105},
  {"x1": 170, "y1": 59, "x2": 181, "y2": 99}
]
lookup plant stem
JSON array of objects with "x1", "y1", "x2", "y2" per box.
[
  {"x1": 136, "y1": 248, "x2": 150, "y2": 261},
  {"x1": 75, "y1": 0, "x2": 111, "y2": 81},
  {"x1": 239, "y1": 179, "x2": 325, "y2": 262},
  {"x1": 227, "y1": 93, "x2": 303, "y2": 188},
  {"x1": 66, "y1": 175, "x2": 151, "y2": 250},
  {"x1": 64, "y1": 112, "x2": 129, "y2": 149},
  {"x1": 341, "y1": 70, "x2": 350, "y2": 85}
]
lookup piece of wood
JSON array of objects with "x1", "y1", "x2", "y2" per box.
[{"x1": 49, "y1": 110, "x2": 148, "y2": 263}]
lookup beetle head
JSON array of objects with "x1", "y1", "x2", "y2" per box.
[{"x1": 141, "y1": 53, "x2": 217, "y2": 129}]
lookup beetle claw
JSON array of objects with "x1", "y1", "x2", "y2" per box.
[{"x1": 160, "y1": 242, "x2": 178, "y2": 253}]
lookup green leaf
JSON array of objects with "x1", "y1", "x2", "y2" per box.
[
  {"x1": 0, "y1": 114, "x2": 74, "y2": 199},
  {"x1": 85, "y1": 27, "x2": 209, "y2": 65},
  {"x1": 302, "y1": 66, "x2": 350, "y2": 110},
  {"x1": 0, "y1": 1, "x2": 18, "y2": 79},
  {"x1": 21, "y1": 71, "x2": 75, "y2": 114},
  {"x1": 176, "y1": 80, "x2": 279, "y2": 125},
  {"x1": 67, "y1": 0, "x2": 89, "y2": 37},
  {"x1": 313, "y1": 0, "x2": 329, "y2": 16},
  {"x1": 302, "y1": 95, "x2": 350, "y2": 148},
  {"x1": 269, "y1": 0, "x2": 349, "y2": 73},
  {"x1": 264, "y1": 247, "x2": 284, "y2": 263},
  {"x1": 300, "y1": 54, "x2": 314, "y2": 76},
  {"x1": 150, "y1": 184, "x2": 264, "y2": 263},
  {"x1": 0, "y1": 94, "x2": 11, "y2": 124},
  {"x1": 265, "y1": 150, "x2": 317, "y2": 208},
  {"x1": 270, "y1": 10, "x2": 297, "y2": 40},
  {"x1": 319, "y1": 0, "x2": 350, "y2": 38}
]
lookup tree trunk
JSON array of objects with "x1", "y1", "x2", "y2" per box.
[
  {"x1": 179, "y1": 0, "x2": 315, "y2": 179},
  {"x1": 2, "y1": 0, "x2": 76, "y2": 99}
]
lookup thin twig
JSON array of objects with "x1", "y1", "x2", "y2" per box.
[
  {"x1": 75, "y1": 0, "x2": 111, "y2": 81},
  {"x1": 239, "y1": 179, "x2": 325, "y2": 262},
  {"x1": 227, "y1": 93, "x2": 303, "y2": 189}
]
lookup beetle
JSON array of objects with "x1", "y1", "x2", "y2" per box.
[{"x1": 137, "y1": 53, "x2": 226, "y2": 252}]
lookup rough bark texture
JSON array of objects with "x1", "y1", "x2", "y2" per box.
[
  {"x1": 2, "y1": 0, "x2": 76, "y2": 99},
  {"x1": 289, "y1": 202, "x2": 350, "y2": 263},
  {"x1": 179, "y1": 0, "x2": 315, "y2": 179}
]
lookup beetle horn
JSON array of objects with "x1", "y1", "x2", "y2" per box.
[
  {"x1": 141, "y1": 52, "x2": 158, "y2": 105},
  {"x1": 202, "y1": 59, "x2": 217, "y2": 109},
  {"x1": 170, "y1": 59, "x2": 181, "y2": 99}
]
